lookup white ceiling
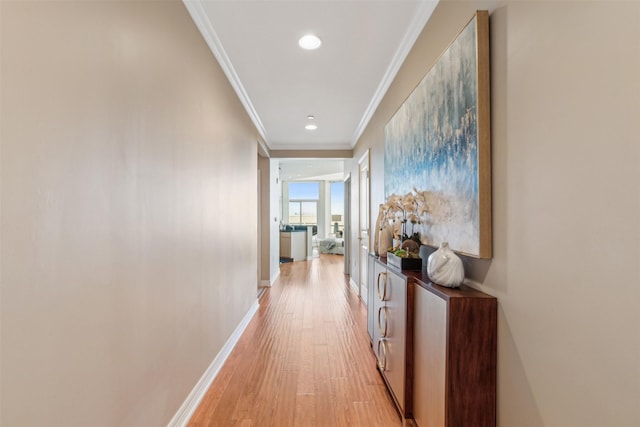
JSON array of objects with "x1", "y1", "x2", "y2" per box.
[
  {"x1": 184, "y1": 0, "x2": 438, "y2": 151},
  {"x1": 278, "y1": 158, "x2": 345, "y2": 181}
]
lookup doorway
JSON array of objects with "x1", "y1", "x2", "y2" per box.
[
  {"x1": 257, "y1": 160, "x2": 262, "y2": 295},
  {"x1": 343, "y1": 174, "x2": 351, "y2": 275}
]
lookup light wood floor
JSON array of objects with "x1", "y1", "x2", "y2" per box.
[{"x1": 188, "y1": 254, "x2": 402, "y2": 427}]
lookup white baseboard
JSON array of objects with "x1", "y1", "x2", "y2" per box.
[
  {"x1": 349, "y1": 278, "x2": 359, "y2": 295},
  {"x1": 259, "y1": 269, "x2": 280, "y2": 289},
  {"x1": 167, "y1": 299, "x2": 260, "y2": 427},
  {"x1": 270, "y1": 269, "x2": 280, "y2": 285}
]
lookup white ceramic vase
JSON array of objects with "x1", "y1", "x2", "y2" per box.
[{"x1": 427, "y1": 241, "x2": 464, "y2": 288}]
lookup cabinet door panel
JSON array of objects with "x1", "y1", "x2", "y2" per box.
[
  {"x1": 367, "y1": 255, "x2": 376, "y2": 340},
  {"x1": 290, "y1": 232, "x2": 306, "y2": 261},
  {"x1": 385, "y1": 270, "x2": 407, "y2": 412},
  {"x1": 280, "y1": 233, "x2": 291, "y2": 258},
  {"x1": 372, "y1": 261, "x2": 388, "y2": 365},
  {"x1": 413, "y1": 286, "x2": 447, "y2": 427}
]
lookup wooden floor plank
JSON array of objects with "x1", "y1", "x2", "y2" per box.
[
  {"x1": 188, "y1": 254, "x2": 401, "y2": 427},
  {"x1": 293, "y1": 393, "x2": 316, "y2": 426}
]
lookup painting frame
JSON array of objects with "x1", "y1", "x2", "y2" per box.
[{"x1": 384, "y1": 11, "x2": 491, "y2": 259}]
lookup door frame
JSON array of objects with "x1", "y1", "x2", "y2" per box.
[
  {"x1": 343, "y1": 173, "x2": 351, "y2": 275},
  {"x1": 358, "y1": 150, "x2": 370, "y2": 301}
]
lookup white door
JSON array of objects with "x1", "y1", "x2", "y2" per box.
[
  {"x1": 358, "y1": 150, "x2": 370, "y2": 301},
  {"x1": 257, "y1": 162, "x2": 262, "y2": 293}
]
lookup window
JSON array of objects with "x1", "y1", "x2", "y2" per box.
[
  {"x1": 288, "y1": 182, "x2": 319, "y2": 200},
  {"x1": 288, "y1": 182, "x2": 319, "y2": 225},
  {"x1": 330, "y1": 181, "x2": 344, "y2": 235},
  {"x1": 288, "y1": 201, "x2": 317, "y2": 224}
]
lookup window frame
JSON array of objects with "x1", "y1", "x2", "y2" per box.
[{"x1": 287, "y1": 181, "x2": 320, "y2": 225}]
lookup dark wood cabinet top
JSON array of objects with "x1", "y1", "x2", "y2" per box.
[{"x1": 372, "y1": 255, "x2": 496, "y2": 300}]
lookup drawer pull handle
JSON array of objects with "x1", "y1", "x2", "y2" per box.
[
  {"x1": 377, "y1": 272, "x2": 388, "y2": 301},
  {"x1": 377, "y1": 339, "x2": 387, "y2": 371},
  {"x1": 377, "y1": 306, "x2": 388, "y2": 337}
]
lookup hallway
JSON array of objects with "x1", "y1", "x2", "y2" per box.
[{"x1": 188, "y1": 255, "x2": 401, "y2": 426}]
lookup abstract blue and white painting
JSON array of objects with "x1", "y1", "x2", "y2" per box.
[{"x1": 384, "y1": 15, "x2": 486, "y2": 257}]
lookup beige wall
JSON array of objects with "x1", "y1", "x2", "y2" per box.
[
  {"x1": 1, "y1": 1, "x2": 258, "y2": 425},
  {"x1": 353, "y1": 0, "x2": 640, "y2": 425}
]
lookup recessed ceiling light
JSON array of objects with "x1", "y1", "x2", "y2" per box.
[
  {"x1": 298, "y1": 34, "x2": 322, "y2": 50},
  {"x1": 307, "y1": 115, "x2": 315, "y2": 120},
  {"x1": 305, "y1": 124, "x2": 318, "y2": 130}
]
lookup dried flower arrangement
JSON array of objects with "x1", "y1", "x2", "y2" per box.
[{"x1": 377, "y1": 188, "x2": 429, "y2": 259}]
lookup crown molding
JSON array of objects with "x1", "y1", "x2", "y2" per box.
[
  {"x1": 183, "y1": 0, "x2": 269, "y2": 145},
  {"x1": 269, "y1": 142, "x2": 352, "y2": 151},
  {"x1": 270, "y1": 149, "x2": 353, "y2": 159},
  {"x1": 350, "y1": 0, "x2": 439, "y2": 147},
  {"x1": 257, "y1": 139, "x2": 270, "y2": 158}
]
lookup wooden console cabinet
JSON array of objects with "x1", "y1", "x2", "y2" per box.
[
  {"x1": 412, "y1": 280, "x2": 497, "y2": 427},
  {"x1": 367, "y1": 254, "x2": 497, "y2": 426}
]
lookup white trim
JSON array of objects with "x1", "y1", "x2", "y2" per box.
[
  {"x1": 350, "y1": 0, "x2": 439, "y2": 147},
  {"x1": 168, "y1": 299, "x2": 260, "y2": 427},
  {"x1": 260, "y1": 279, "x2": 271, "y2": 288},
  {"x1": 350, "y1": 278, "x2": 359, "y2": 295},
  {"x1": 360, "y1": 285, "x2": 369, "y2": 307},
  {"x1": 357, "y1": 150, "x2": 370, "y2": 299},
  {"x1": 268, "y1": 142, "x2": 352, "y2": 151},
  {"x1": 257, "y1": 139, "x2": 270, "y2": 157},
  {"x1": 183, "y1": 0, "x2": 269, "y2": 144},
  {"x1": 270, "y1": 269, "x2": 280, "y2": 285},
  {"x1": 358, "y1": 149, "x2": 370, "y2": 167}
]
